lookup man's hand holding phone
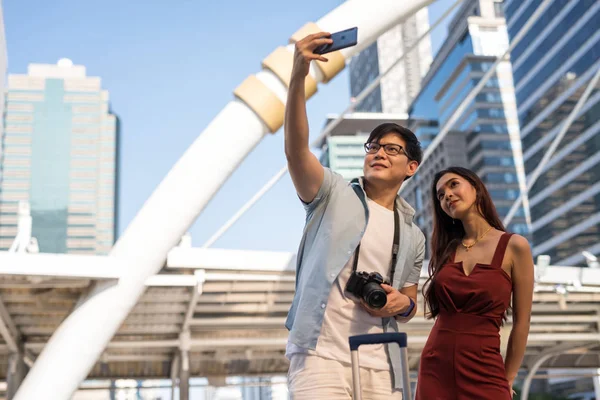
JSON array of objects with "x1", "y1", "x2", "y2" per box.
[
  {"x1": 291, "y1": 28, "x2": 358, "y2": 83},
  {"x1": 291, "y1": 32, "x2": 333, "y2": 81}
]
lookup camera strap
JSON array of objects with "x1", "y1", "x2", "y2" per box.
[{"x1": 351, "y1": 206, "x2": 400, "y2": 283}]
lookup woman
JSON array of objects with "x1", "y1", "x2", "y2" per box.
[{"x1": 415, "y1": 167, "x2": 534, "y2": 399}]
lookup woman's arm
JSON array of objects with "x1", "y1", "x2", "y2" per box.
[{"x1": 504, "y1": 234, "x2": 535, "y2": 390}]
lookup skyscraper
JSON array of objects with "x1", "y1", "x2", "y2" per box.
[
  {"x1": 401, "y1": 127, "x2": 469, "y2": 254},
  {"x1": 349, "y1": 8, "x2": 432, "y2": 114},
  {"x1": 0, "y1": 4, "x2": 6, "y2": 127},
  {"x1": 1, "y1": 59, "x2": 119, "y2": 255},
  {"x1": 405, "y1": 0, "x2": 530, "y2": 238},
  {"x1": 504, "y1": 0, "x2": 600, "y2": 266}
]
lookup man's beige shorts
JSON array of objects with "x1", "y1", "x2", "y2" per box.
[{"x1": 287, "y1": 353, "x2": 403, "y2": 399}]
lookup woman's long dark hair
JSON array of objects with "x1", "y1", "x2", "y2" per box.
[{"x1": 423, "y1": 167, "x2": 506, "y2": 319}]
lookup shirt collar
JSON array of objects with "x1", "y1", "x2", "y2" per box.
[{"x1": 351, "y1": 177, "x2": 416, "y2": 222}]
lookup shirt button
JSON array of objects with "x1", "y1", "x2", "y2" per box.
[
  {"x1": 330, "y1": 273, "x2": 335, "y2": 278},
  {"x1": 321, "y1": 303, "x2": 326, "y2": 309}
]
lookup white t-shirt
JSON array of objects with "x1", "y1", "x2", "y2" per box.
[{"x1": 286, "y1": 198, "x2": 417, "y2": 370}]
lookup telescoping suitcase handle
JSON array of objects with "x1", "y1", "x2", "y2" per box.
[
  {"x1": 349, "y1": 332, "x2": 407, "y2": 350},
  {"x1": 349, "y1": 333, "x2": 412, "y2": 400}
]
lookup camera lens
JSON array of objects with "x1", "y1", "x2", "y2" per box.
[{"x1": 363, "y1": 282, "x2": 387, "y2": 309}]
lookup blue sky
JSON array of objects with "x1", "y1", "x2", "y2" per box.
[{"x1": 4, "y1": 0, "x2": 456, "y2": 253}]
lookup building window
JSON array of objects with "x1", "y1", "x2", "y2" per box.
[
  {"x1": 510, "y1": 223, "x2": 529, "y2": 235},
  {"x1": 494, "y1": 2, "x2": 505, "y2": 18},
  {"x1": 415, "y1": 187, "x2": 423, "y2": 211}
]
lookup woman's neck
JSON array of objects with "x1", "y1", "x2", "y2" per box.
[{"x1": 460, "y1": 213, "x2": 492, "y2": 240}]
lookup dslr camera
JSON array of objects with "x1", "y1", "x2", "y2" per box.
[{"x1": 345, "y1": 271, "x2": 390, "y2": 309}]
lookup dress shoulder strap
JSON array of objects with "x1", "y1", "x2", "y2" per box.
[{"x1": 491, "y1": 232, "x2": 514, "y2": 268}]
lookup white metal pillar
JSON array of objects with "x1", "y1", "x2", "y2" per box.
[
  {"x1": 8, "y1": 201, "x2": 39, "y2": 254},
  {"x1": 179, "y1": 355, "x2": 190, "y2": 400},
  {"x1": 13, "y1": 1, "x2": 436, "y2": 399},
  {"x1": 521, "y1": 343, "x2": 595, "y2": 400},
  {"x1": 179, "y1": 330, "x2": 191, "y2": 400},
  {"x1": 109, "y1": 380, "x2": 117, "y2": 400},
  {"x1": 593, "y1": 368, "x2": 600, "y2": 400},
  {"x1": 170, "y1": 352, "x2": 180, "y2": 400},
  {"x1": 6, "y1": 352, "x2": 28, "y2": 400}
]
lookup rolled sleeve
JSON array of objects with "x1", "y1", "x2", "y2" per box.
[
  {"x1": 300, "y1": 167, "x2": 342, "y2": 215},
  {"x1": 406, "y1": 230, "x2": 425, "y2": 284}
]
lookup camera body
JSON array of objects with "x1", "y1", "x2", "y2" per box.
[{"x1": 346, "y1": 271, "x2": 390, "y2": 309}]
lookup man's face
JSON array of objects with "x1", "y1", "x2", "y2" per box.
[{"x1": 363, "y1": 133, "x2": 418, "y2": 185}]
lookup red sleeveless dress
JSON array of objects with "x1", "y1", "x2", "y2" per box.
[{"x1": 415, "y1": 233, "x2": 513, "y2": 400}]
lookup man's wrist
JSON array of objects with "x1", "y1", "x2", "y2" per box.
[
  {"x1": 397, "y1": 297, "x2": 415, "y2": 317},
  {"x1": 290, "y1": 72, "x2": 307, "y2": 86}
]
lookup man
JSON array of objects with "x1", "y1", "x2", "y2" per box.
[{"x1": 284, "y1": 32, "x2": 426, "y2": 399}]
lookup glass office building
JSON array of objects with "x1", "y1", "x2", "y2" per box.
[
  {"x1": 407, "y1": 0, "x2": 529, "y2": 236},
  {"x1": 349, "y1": 8, "x2": 432, "y2": 114},
  {"x1": 1, "y1": 59, "x2": 119, "y2": 255},
  {"x1": 504, "y1": 0, "x2": 600, "y2": 265}
]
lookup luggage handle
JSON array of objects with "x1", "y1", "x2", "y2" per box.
[
  {"x1": 349, "y1": 332, "x2": 407, "y2": 351},
  {"x1": 349, "y1": 332, "x2": 412, "y2": 400}
]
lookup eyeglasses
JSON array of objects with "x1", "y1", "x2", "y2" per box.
[{"x1": 364, "y1": 142, "x2": 411, "y2": 158}]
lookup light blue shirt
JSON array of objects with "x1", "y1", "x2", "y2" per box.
[{"x1": 285, "y1": 167, "x2": 425, "y2": 390}]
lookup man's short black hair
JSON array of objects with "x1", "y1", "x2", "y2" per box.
[{"x1": 366, "y1": 122, "x2": 423, "y2": 165}]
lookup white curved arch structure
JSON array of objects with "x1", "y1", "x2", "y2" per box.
[{"x1": 14, "y1": 1, "x2": 437, "y2": 398}]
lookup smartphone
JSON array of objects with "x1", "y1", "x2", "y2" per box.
[{"x1": 314, "y1": 27, "x2": 358, "y2": 55}]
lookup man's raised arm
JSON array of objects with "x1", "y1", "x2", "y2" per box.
[{"x1": 284, "y1": 33, "x2": 332, "y2": 203}]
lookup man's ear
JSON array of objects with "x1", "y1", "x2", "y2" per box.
[{"x1": 406, "y1": 161, "x2": 419, "y2": 177}]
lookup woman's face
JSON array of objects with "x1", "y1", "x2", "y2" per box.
[{"x1": 435, "y1": 172, "x2": 478, "y2": 219}]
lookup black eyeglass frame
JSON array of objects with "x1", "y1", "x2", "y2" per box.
[{"x1": 364, "y1": 142, "x2": 412, "y2": 159}]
